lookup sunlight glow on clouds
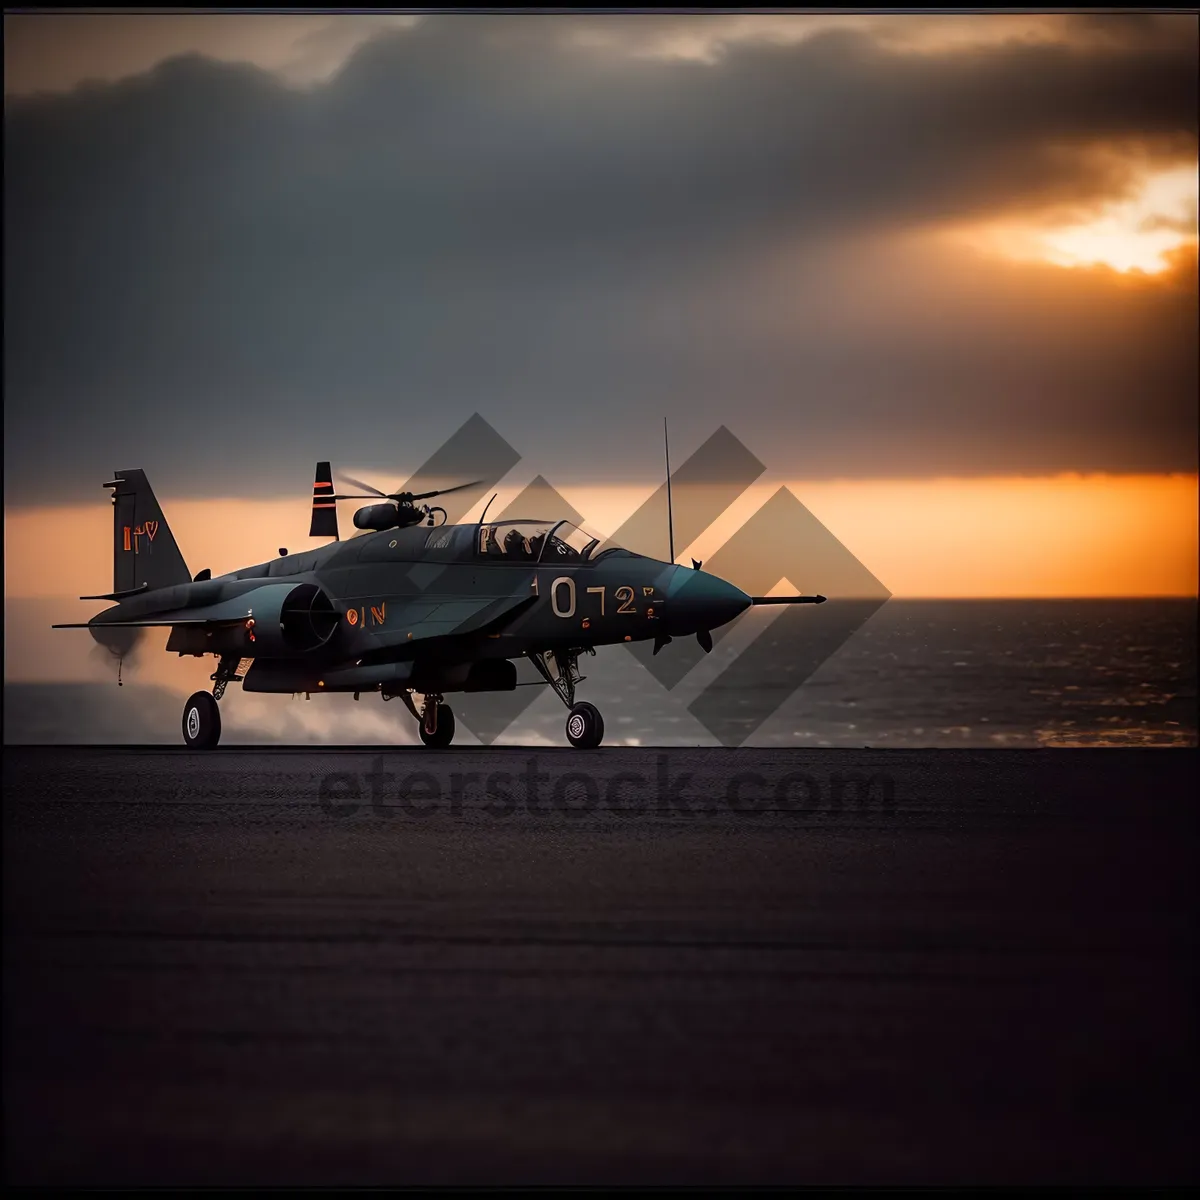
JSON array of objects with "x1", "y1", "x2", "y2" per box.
[
  {"x1": 966, "y1": 163, "x2": 1198, "y2": 276},
  {"x1": 1041, "y1": 164, "x2": 1198, "y2": 273},
  {"x1": 557, "y1": 14, "x2": 1134, "y2": 66},
  {"x1": 5, "y1": 12, "x2": 1196, "y2": 502}
]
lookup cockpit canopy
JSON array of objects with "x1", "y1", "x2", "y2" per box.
[{"x1": 477, "y1": 520, "x2": 605, "y2": 563}]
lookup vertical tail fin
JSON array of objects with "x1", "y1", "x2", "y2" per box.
[
  {"x1": 310, "y1": 461, "x2": 339, "y2": 540},
  {"x1": 106, "y1": 470, "x2": 190, "y2": 594}
]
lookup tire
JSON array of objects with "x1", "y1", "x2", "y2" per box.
[
  {"x1": 566, "y1": 701, "x2": 604, "y2": 749},
  {"x1": 182, "y1": 691, "x2": 221, "y2": 750},
  {"x1": 419, "y1": 704, "x2": 455, "y2": 748}
]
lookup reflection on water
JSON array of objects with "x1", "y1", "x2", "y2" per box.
[{"x1": 1035, "y1": 727, "x2": 1194, "y2": 748}]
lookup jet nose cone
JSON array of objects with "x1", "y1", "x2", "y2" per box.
[{"x1": 664, "y1": 566, "x2": 751, "y2": 635}]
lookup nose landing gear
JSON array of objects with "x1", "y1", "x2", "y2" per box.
[
  {"x1": 566, "y1": 701, "x2": 604, "y2": 749},
  {"x1": 529, "y1": 648, "x2": 605, "y2": 749}
]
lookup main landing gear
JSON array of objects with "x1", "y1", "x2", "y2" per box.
[
  {"x1": 418, "y1": 693, "x2": 455, "y2": 748},
  {"x1": 390, "y1": 689, "x2": 456, "y2": 748},
  {"x1": 183, "y1": 691, "x2": 221, "y2": 750},
  {"x1": 530, "y1": 648, "x2": 605, "y2": 749},
  {"x1": 182, "y1": 654, "x2": 244, "y2": 749}
]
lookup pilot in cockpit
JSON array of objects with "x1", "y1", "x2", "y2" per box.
[
  {"x1": 504, "y1": 527, "x2": 531, "y2": 559},
  {"x1": 481, "y1": 526, "x2": 503, "y2": 557}
]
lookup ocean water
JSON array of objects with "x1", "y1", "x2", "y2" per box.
[
  {"x1": 4, "y1": 600, "x2": 1196, "y2": 747},
  {"x1": 746, "y1": 598, "x2": 1197, "y2": 748}
]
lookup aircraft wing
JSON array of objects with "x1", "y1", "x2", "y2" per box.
[
  {"x1": 361, "y1": 591, "x2": 537, "y2": 649},
  {"x1": 52, "y1": 587, "x2": 294, "y2": 631},
  {"x1": 54, "y1": 590, "x2": 537, "y2": 643},
  {"x1": 51, "y1": 618, "x2": 232, "y2": 629}
]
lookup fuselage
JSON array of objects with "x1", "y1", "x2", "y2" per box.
[{"x1": 88, "y1": 519, "x2": 752, "y2": 693}]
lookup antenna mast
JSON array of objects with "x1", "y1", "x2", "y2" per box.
[{"x1": 664, "y1": 419, "x2": 675, "y2": 565}]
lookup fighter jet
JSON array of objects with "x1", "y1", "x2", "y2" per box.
[{"x1": 54, "y1": 460, "x2": 824, "y2": 749}]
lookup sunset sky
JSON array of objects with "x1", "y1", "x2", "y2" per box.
[{"x1": 4, "y1": 10, "x2": 1197, "y2": 622}]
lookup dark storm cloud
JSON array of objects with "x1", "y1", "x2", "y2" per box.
[{"x1": 4, "y1": 17, "x2": 1197, "y2": 502}]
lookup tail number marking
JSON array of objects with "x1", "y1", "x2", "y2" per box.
[{"x1": 122, "y1": 522, "x2": 160, "y2": 554}]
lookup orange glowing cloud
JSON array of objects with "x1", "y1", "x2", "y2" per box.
[{"x1": 952, "y1": 162, "x2": 1198, "y2": 277}]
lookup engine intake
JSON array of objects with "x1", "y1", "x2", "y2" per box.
[
  {"x1": 168, "y1": 581, "x2": 340, "y2": 658},
  {"x1": 273, "y1": 583, "x2": 339, "y2": 653}
]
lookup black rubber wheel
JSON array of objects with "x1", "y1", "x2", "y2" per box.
[
  {"x1": 566, "y1": 701, "x2": 604, "y2": 749},
  {"x1": 182, "y1": 691, "x2": 221, "y2": 750},
  {"x1": 419, "y1": 704, "x2": 455, "y2": 748}
]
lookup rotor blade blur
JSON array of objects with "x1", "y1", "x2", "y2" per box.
[
  {"x1": 409, "y1": 479, "x2": 486, "y2": 502},
  {"x1": 336, "y1": 473, "x2": 388, "y2": 498}
]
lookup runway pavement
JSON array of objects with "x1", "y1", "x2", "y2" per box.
[{"x1": 4, "y1": 746, "x2": 1197, "y2": 1184}]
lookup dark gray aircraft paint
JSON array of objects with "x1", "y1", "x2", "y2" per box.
[{"x1": 55, "y1": 468, "x2": 824, "y2": 749}]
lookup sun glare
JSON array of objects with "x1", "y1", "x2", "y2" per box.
[{"x1": 964, "y1": 163, "x2": 1198, "y2": 276}]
